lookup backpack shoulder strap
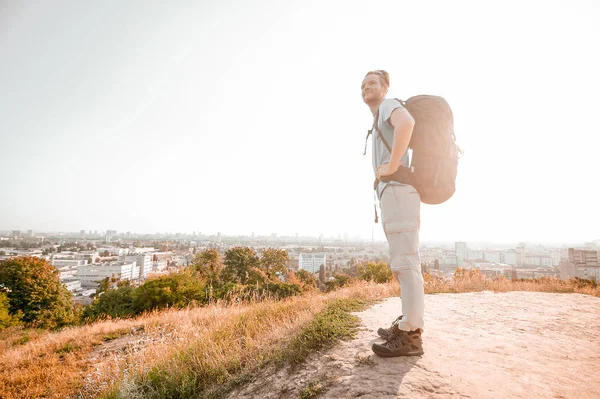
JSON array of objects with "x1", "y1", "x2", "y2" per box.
[
  {"x1": 375, "y1": 99, "x2": 406, "y2": 153},
  {"x1": 374, "y1": 109, "x2": 392, "y2": 153}
]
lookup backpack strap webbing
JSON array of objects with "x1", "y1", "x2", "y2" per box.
[{"x1": 373, "y1": 102, "x2": 413, "y2": 190}]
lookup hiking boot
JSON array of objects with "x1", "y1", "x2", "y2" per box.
[
  {"x1": 377, "y1": 315, "x2": 403, "y2": 339},
  {"x1": 372, "y1": 325, "x2": 424, "y2": 357}
]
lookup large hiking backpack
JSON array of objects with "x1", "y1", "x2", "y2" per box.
[{"x1": 375, "y1": 95, "x2": 459, "y2": 205}]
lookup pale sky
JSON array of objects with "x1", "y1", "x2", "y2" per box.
[{"x1": 1, "y1": 0, "x2": 598, "y2": 244}]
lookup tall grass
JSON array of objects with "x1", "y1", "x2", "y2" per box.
[
  {"x1": 424, "y1": 269, "x2": 599, "y2": 297},
  {"x1": 0, "y1": 271, "x2": 597, "y2": 399},
  {"x1": 0, "y1": 282, "x2": 395, "y2": 399}
]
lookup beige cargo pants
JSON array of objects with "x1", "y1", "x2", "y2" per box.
[{"x1": 380, "y1": 184, "x2": 425, "y2": 332}]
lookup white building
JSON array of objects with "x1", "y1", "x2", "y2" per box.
[
  {"x1": 455, "y1": 242, "x2": 467, "y2": 264},
  {"x1": 122, "y1": 254, "x2": 152, "y2": 279},
  {"x1": 97, "y1": 247, "x2": 127, "y2": 256},
  {"x1": 62, "y1": 279, "x2": 81, "y2": 292},
  {"x1": 128, "y1": 247, "x2": 155, "y2": 254},
  {"x1": 298, "y1": 253, "x2": 327, "y2": 274},
  {"x1": 52, "y1": 259, "x2": 87, "y2": 267},
  {"x1": 76, "y1": 261, "x2": 138, "y2": 288}
]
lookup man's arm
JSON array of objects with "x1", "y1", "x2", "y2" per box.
[{"x1": 387, "y1": 107, "x2": 415, "y2": 172}]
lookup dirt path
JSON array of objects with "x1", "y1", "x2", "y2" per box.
[{"x1": 228, "y1": 291, "x2": 600, "y2": 398}]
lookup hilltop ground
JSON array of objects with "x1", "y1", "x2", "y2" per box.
[{"x1": 228, "y1": 291, "x2": 600, "y2": 399}]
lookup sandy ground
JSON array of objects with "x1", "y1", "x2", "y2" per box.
[{"x1": 228, "y1": 291, "x2": 600, "y2": 399}]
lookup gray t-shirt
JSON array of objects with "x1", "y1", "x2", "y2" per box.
[{"x1": 372, "y1": 98, "x2": 410, "y2": 200}]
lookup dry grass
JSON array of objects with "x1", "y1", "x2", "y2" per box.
[
  {"x1": 1, "y1": 272, "x2": 597, "y2": 399},
  {"x1": 0, "y1": 282, "x2": 395, "y2": 399},
  {"x1": 424, "y1": 270, "x2": 599, "y2": 297}
]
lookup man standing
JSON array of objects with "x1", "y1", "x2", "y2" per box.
[{"x1": 361, "y1": 70, "x2": 425, "y2": 357}]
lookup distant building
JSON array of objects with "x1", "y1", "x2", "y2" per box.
[
  {"x1": 122, "y1": 254, "x2": 152, "y2": 279},
  {"x1": 76, "y1": 261, "x2": 138, "y2": 288},
  {"x1": 105, "y1": 230, "x2": 117, "y2": 243},
  {"x1": 62, "y1": 279, "x2": 81, "y2": 292},
  {"x1": 298, "y1": 253, "x2": 327, "y2": 274},
  {"x1": 455, "y1": 242, "x2": 467, "y2": 264},
  {"x1": 562, "y1": 248, "x2": 600, "y2": 280}
]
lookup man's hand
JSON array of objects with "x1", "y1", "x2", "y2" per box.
[{"x1": 376, "y1": 162, "x2": 397, "y2": 179}]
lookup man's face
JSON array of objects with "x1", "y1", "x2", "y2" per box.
[{"x1": 361, "y1": 74, "x2": 387, "y2": 105}]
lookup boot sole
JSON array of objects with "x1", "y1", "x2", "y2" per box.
[{"x1": 373, "y1": 349, "x2": 424, "y2": 357}]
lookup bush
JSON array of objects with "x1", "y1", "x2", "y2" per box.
[
  {"x1": 132, "y1": 269, "x2": 207, "y2": 313},
  {"x1": 325, "y1": 273, "x2": 354, "y2": 292},
  {"x1": 82, "y1": 282, "x2": 136, "y2": 321},
  {"x1": 359, "y1": 261, "x2": 392, "y2": 283}
]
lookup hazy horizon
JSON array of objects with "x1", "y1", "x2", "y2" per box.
[{"x1": 1, "y1": 1, "x2": 599, "y2": 244}]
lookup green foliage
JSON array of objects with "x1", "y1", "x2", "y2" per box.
[
  {"x1": 82, "y1": 282, "x2": 136, "y2": 320},
  {"x1": 132, "y1": 269, "x2": 207, "y2": 312},
  {"x1": 299, "y1": 381, "x2": 325, "y2": 399},
  {"x1": 0, "y1": 257, "x2": 77, "y2": 329},
  {"x1": 192, "y1": 248, "x2": 222, "y2": 284},
  {"x1": 0, "y1": 291, "x2": 22, "y2": 330},
  {"x1": 259, "y1": 248, "x2": 289, "y2": 278},
  {"x1": 296, "y1": 269, "x2": 317, "y2": 289},
  {"x1": 284, "y1": 298, "x2": 367, "y2": 367},
  {"x1": 359, "y1": 261, "x2": 392, "y2": 284},
  {"x1": 222, "y1": 247, "x2": 259, "y2": 284},
  {"x1": 324, "y1": 273, "x2": 354, "y2": 292},
  {"x1": 246, "y1": 267, "x2": 268, "y2": 285}
]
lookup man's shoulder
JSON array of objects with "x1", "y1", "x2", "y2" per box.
[
  {"x1": 379, "y1": 98, "x2": 404, "y2": 112},
  {"x1": 378, "y1": 98, "x2": 404, "y2": 122}
]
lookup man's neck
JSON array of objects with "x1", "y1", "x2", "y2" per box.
[{"x1": 369, "y1": 98, "x2": 385, "y2": 116}]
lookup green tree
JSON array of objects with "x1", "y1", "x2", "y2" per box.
[
  {"x1": 0, "y1": 291, "x2": 22, "y2": 330},
  {"x1": 260, "y1": 248, "x2": 289, "y2": 279},
  {"x1": 319, "y1": 264, "x2": 326, "y2": 283},
  {"x1": 0, "y1": 257, "x2": 77, "y2": 329},
  {"x1": 360, "y1": 261, "x2": 393, "y2": 283},
  {"x1": 192, "y1": 248, "x2": 222, "y2": 284},
  {"x1": 222, "y1": 247, "x2": 259, "y2": 284},
  {"x1": 82, "y1": 282, "x2": 136, "y2": 321},
  {"x1": 296, "y1": 269, "x2": 317, "y2": 289}
]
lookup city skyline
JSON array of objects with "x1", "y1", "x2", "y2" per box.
[
  {"x1": 1, "y1": 1, "x2": 599, "y2": 244},
  {"x1": 1, "y1": 227, "x2": 596, "y2": 248}
]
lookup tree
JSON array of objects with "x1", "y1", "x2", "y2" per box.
[
  {"x1": 0, "y1": 291, "x2": 22, "y2": 330},
  {"x1": 360, "y1": 261, "x2": 393, "y2": 283},
  {"x1": 222, "y1": 247, "x2": 259, "y2": 284},
  {"x1": 0, "y1": 257, "x2": 77, "y2": 329},
  {"x1": 192, "y1": 248, "x2": 222, "y2": 284},
  {"x1": 434, "y1": 259, "x2": 440, "y2": 270},
  {"x1": 296, "y1": 269, "x2": 317, "y2": 289},
  {"x1": 260, "y1": 248, "x2": 289, "y2": 278},
  {"x1": 82, "y1": 282, "x2": 136, "y2": 321},
  {"x1": 319, "y1": 264, "x2": 326, "y2": 283}
]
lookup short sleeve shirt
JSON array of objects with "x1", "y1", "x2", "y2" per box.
[{"x1": 372, "y1": 98, "x2": 410, "y2": 200}]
